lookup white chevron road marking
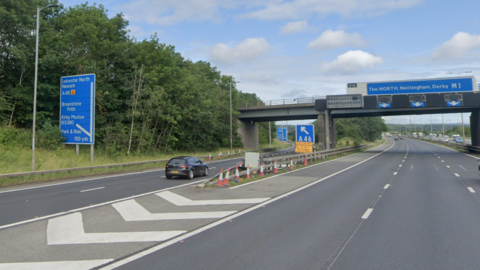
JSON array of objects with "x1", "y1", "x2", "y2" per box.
[
  {"x1": 156, "y1": 191, "x2": 270, "y2": 206},
  {"x1": 0, "y1": 259, "x2": 113, "y2": 270},
  {"x1": 112, "y1": 200, "x2": 237, "y2": 221},
  {"x1": 47, "y1": 213, "x2": 185, "y2": 245}
]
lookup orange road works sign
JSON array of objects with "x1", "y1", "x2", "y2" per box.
[{"x1": 295, "y1": 142, "x2": 313, "y2": 153}]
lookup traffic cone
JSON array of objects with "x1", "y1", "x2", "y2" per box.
[
  {"x1": 290, "y1": 158, "x2": 294, "y2": 170},
  {"x1": 235, "y1": 165, "x2": 240, "y2": 183},
  {"x1": 304, "y1": 155, "x2": 308, "y2": 166},
  {"x1": 260, "y1": 163, "x2": 265, "y2": 176},
  {"x1": 246, "y1": 165, "x2": 251, "y2": 179},
  {"x1": 273, "y1": 160, "x2": 278, "y2": 173},
  {"x1": 218, "y1": 152, "x2": 221, "y2": 159},
  {"x1": 223, "y1": 168, "x2": 230, "y2": 186},
  {"x1": 208, "y1": 153, "x2": 211, "y2": 161},
  {"x1": 239, "y1": 161, "x2": 242, "y2": 167},
  {"x1": 217, "y1": 169, "x2": 224, "y2": 187}
]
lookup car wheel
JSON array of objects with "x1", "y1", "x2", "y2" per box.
[
  {"x1": 188, "y1": 170, "x2": 194, "y2": 180},
  {"x1": 166, "y1": 175, "x2": 172, "y2": 179},
  {"x1": 204, "y1": 167, "x2": 209, "y2": 176}
]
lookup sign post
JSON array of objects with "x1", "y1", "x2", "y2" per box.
[
  {"x1": 295, "y1": 125, "x2": 314, "y2": 153},
  {"x1": 60, "y1": 74, "x2": 95, "y2": 161}
]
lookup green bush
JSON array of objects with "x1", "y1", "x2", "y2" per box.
[
  {"x1": 36, "y1": 120, "x2": 65, "y2": 150},
  {"x1": 0, "y1": 126, "x2": 30, "y2": 147}
]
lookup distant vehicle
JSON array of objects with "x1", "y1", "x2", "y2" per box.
[
  {"x1": 454, "y1": 137, "x2": 463, "y2": 143},
  {"x1": 444, "y1": 136, "x2": 449, "y2": 142},
  {"x1": 165, "y1": 156, "x2": 209, "y2": 179}
]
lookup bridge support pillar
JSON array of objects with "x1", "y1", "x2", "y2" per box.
[
  {"x1": 471, "y1": 109, "x2": 480, "y2": 147},
  {"x1": 325, "y1": 110, "x2": 331, "y2": 150},
  {"x1": 317, "y1": 114, "x2": 325, "y2": 150},
  {"x1": 330, "y1": 118, "x2": 336, "y2": 149},
  {"x1": 237, "y1": 120, "x2": 259, "y2": 150}
]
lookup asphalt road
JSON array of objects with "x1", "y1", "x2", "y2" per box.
[
  {"x1": 118, "y1": 138, "x2": 480, "y2": 270},
  {"x1": 0, "y1": 147, "x2": 293, "y2": 227}
]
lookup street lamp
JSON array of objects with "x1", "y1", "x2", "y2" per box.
[
  {"x1": 229, "y1": 81, "x2": 240, "y2": 151},
  {"x1": 447, "y1": 71, "x2": 472, "y2": 145},
  {"x1": 32, "y1": 3, "x2": 60, "y2": 171}
]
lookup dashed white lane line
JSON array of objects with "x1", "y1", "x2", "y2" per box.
[
  {"x1": 410, "y1": 164, "x2": 414, "y2": 170},
  {"x1": 393, "y1": 172, "x2": 397, "y2": 176},
  {"x1": 402, "y1": 160, "x2": 405, "y2": 163},
  {"x1": 459, "y1": 165, "x2": 468, "y2": 171},
  {"x1": 361, "y1": 208, "x2": 374, "y2": 219},
  {"x1": 454, "y1": 173, "x2": 460, "y2": 177},
  {"x1": 399, "y1": 165, "x2": 402, "y2": 167},
  {"x1": 441, "y1": 160, "x2": 444, "y2": 163},
  {"x1": 468, "y1": 187, "x2": 476, "y2": 193},
  {"x1": 384, "y1": 184, "x2": 390, "y2": 189},
  {"x1": 80, "y1": 187, "x2": 105, "y2": 193},
  {"x1": 447, "y1": 165, "x2": 450, "y2": 168}
]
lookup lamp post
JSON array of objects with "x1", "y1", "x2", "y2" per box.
[
  {"x1": 229, "y1": 81, "x2": 240, "y2": 151},
  {"x1": 32, "y1": 4, "x2": 59, "y2": 171},
  {"x1": 447, "y1": 71, "x2": 472, "y2": 145}
]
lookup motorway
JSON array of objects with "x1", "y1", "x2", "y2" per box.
[
  {"x1": 2, "y1": 138, "x2": 480, "y2": 269},
  {"x1": 116, "y1": 138, "x2": 480, "y2": 270},
  {"x1": 0, "y1": 147, "x2": 293, "y2": 227}
]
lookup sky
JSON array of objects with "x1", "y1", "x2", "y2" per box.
[{"x1": 60, "y1": 0, "x2": 480, "y2": 125}]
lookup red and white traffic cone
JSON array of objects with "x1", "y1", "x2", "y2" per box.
[
  {"x1": 217, "y1": 169, "x2": 224, "y2": 187},
  {"x1": 290, "y1": 158, "x2": 294, "y2": 170},
  {"x1": 218, "y1": 152, "x2": 221, "y2": 159},
  {"x1": 235, "y1": 165, "x2": 240, "y2": 183},
  {"x1": 239, "y1": 161, "x2": 242, "y2": 167},
  {"x1": 208, "y1": 152, "x2": 211, "y2": 161},
  {"x1": 260, "y1": 163, "x2": 265, "y2": 176},
  {"x1": 304, "y1": 155, "x2": 308, "y2": 166},
  {"x1": 223, "y1": 168, "x2": 230, "y2": 186},
  {"x1": 273, "y1": 160, "x2": 278, "y2": 173},
  {"x1": 246, "y1": 165, "x2": 251, "y2": 179}
]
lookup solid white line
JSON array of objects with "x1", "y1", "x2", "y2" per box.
[
  {"x1": 393, "y1": 172, "x2": 397, "y2": 176},
  {"x1": 468, "y1": 187, "x2": 476, "y2": 193},
  {"x1": 361, "y1": 208, "x2": 374, "y2": 219},
  {"x1": 459, "y1": 165, "x2": 468, "y2": 171},
  {"x1": 231, "y1": 139, "x2": 396, "y2": 190},
  {"x1": 47, "y1": 213, "x2": 185, "y2": 245},
  {"x1": 79, "y1": 187, "x2": 104, "y2": 193},
  {"x1": 157, "y1": 191, "x2": 269, "y2": 205},
  {"x1": 454, "y1": 173, "x2": 460, "y2": 177},
  {"x1": 0, "y1": 259, "x2": 114, "y2": 270},
  {"x1": 0, "y1": 180, "x2": 204, "y2": 231},
  {"x1": 112, "y1": 200, "x2": 236, "y2": 221},
  {"x1": 100, "y1": 140, "x2": 397, "y2": 270},
  {"x1": 384, "y1": 184, "x2": 390, "y2": 189}
]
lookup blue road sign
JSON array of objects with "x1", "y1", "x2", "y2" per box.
[
  {"x1": 296, "y1": 125, "x2": 314, "y2": 143},
  {"x1": 277, "y1": 128, "x2": 283, "y2": 141},
  {"x1": 367, "y1": 77, "x2": 475, "y2": 95},
  {"x1": 411, "y1": 101, "x2": 425, "y2": 108},
  {"x1": 60, "y1": 74, "x2": 95, "y2": 144},
  {"x1": 378, "y1": 103, "x2": 391, "y2": 109},
  {"x1": 282, "y1": 128, "x2": 288, "y2": 141},
  {"x1": 446, "y1": 101, "x2": 462, "y2": 107}
]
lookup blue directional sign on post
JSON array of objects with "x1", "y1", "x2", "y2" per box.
[
  {"x1": 282, "y1": 128, "x2": 288, "y2": 141},
  {"x1": 296, "y1": 125, "x2": 314, "y2": 143},
  {"x1": 60, "y1": 74, "x2": 95, "y2": 144},
  {"x1": 277, "y1": 128, "x2": 283, "y2": 141}
]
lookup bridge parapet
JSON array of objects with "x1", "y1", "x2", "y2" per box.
[{"x1": 241, "y1": 96, "x2": 325, "y2": 109}]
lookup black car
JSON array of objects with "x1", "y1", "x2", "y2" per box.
[{"x1": 165, "y1": 156, "x2": 209, "y2": 179}]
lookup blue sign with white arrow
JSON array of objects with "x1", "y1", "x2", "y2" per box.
[
  {"x1": 446, "y1": 101, "x2": 462, "y2": 107},
  {"x1": 296, "y1": 125, "x2": 314, "y2": 143},
  {"x1": 60, "y1": 74, "x2": 95, "y2": 144},
  {"x1": 277, "y1": 128, "x2": 283, "y2": 141},
  {"x1": 411, "y1": 101, "x2": 425, "y2": 108},
  {"x1": 378, "y1": 103, "x2": 391, "y2": 109}
]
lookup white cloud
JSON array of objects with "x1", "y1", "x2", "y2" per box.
[
  {"x1": 281, "y1": 89, "x2": 308, "y2": 98},
  {"x1": 280, "y1": 20, "x2": 308, "y2": 34},
  {"x1": 243, "y1": 0, "x2": 422, "y2": 20},
  {"x1": 322, "y1": 50, "x2": 383, "y2": 74},
  {"x1": 209, "y1": 38, "x2": 272, "y2": 66},
  {"x1": 432, "y1": 32, "x2": 480, "y2": 60},
  {"x1": 308, "y1": 30, "x2": 366, "y2": 50},
  {"x1": 241, "y1": 73, "x2": 279, "y2": 84}
]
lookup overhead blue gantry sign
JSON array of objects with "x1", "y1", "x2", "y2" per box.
[
  {"x1": 367, "y1": 77, "x2": 475, "y2": 95},
  {"x1": 60, "y1": 74, "x2": 95, "y2": 144},
  {"x1": 296, "y1": 125, "x2": 314, "y2": 143}
]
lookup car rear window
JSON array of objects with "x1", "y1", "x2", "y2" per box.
[{"x1": 168, "y1": 159, "x2": 186, "y2": 166}]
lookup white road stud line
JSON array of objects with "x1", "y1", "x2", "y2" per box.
[
  {"x1": 384, "y1": 184, "x2": 390, "y2": 190},
  {"x1": 80, "y1": 187, "x2": 104, "y2": 193},
  {"x1": 393, "y1": 172, "x2": 397, "y2": 176},
  {"x1": 459, "y1": 165, "x2": 468, "y2": 171},
  {"x1": 47, "y1": 213, "x2": 185, "y2": 245},
  {"x1": 361, "y1": 208, "x2": 374, "y2": 219},
  {"x1": 157, "y1": 191, "x2": 269, "y2": 206},
  {"x1": 447, "y1": 165, "x2": 450, "y2": 168},
  {"x1": 454, "y1": 173, "x2": 460, "y2": 177},
  {"x1": 112, "y1": 200, "x2": 236, "y2": 221},
  {"x1": 0, "y1": 259, "x2": 113, "y2": 270},
  {"x1": 468, "y1": 187, "x2": 476, "y2": 193}
]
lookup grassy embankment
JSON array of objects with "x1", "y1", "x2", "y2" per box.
[
  {"x1": 216, "y1": 137, "x2": 386, "y2": 188},
  {"x1": 0, "y1": 139, "x2": 291, "y2": 187}
]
